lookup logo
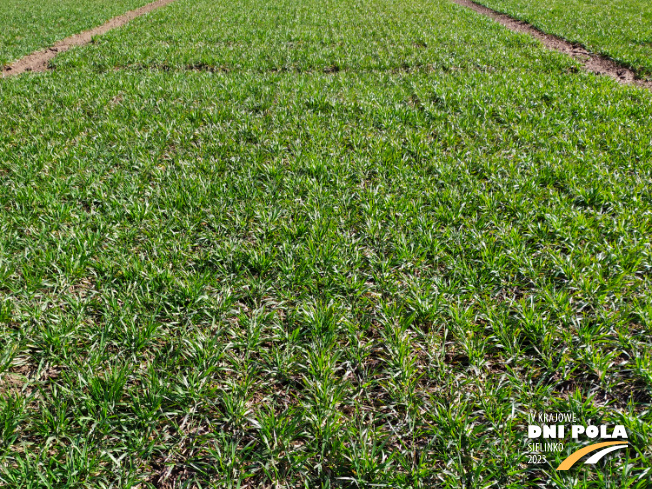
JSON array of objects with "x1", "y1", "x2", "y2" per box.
[
  {"x1": 526, "y1": 412, "x2": 629, "y2": 470},
  {"x1": 556, "y1": 442, "x2": 629, "y2": 470}
]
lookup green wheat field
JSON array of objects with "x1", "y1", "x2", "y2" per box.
[{"x1": 0, "y1": 0, "x2": 651, "y2": 487}]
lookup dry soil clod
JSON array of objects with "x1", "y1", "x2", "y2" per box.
[
  {"x1": 1, "y1": 0, "x2": 177, "y2": 78},
  {"x1": 451, "y1": 0, "x2": 652, "y2": 90}
]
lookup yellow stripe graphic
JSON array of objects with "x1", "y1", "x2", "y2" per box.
[{"x1": 556, "y1": 442, "x2": 628, "y2": 471}]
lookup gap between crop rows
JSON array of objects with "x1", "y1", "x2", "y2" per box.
[
  {"x1": 451, "y1": 0, "x2": 652, "y2": 90},
  {"x1": 1, "y1": 0, "x2": 177, "y2": 78}
]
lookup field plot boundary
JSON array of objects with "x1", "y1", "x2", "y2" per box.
[
  {"x1": 1, "y1": 0, "x2": 177, "y2": 78},
  {"x1": 452, "y1": 0, "x2": 652, "y2": 89}
]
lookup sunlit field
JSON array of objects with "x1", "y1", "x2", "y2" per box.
[
  {"x1": 475, "y1": 0, "x2": 652, "y2": 79},
  {"x1": 0, "y1": 0, "x2": 153, "y2": 67},
  {"x1": 1, "y1": 0, "x2": 651, "y2": 487}
]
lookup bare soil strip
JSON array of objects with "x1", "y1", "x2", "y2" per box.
[
  {"x1": 2, "y1": 0, "x2": 177, "y2": 78},
  {"x1": 452, "y1": 0, "x2": 652, "y2": 89}
]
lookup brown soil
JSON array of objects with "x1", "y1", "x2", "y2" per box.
[
  {"x1": 452, "y1": 0, "x2": 652, "y2": 90},
  {"x1": 2, "y1": 0, "x2": 177, "y2": 78}
]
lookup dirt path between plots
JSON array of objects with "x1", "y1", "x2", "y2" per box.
[
  {"x1": 452, "y1": 0, "x2": 652, "y2": 90},
  {"x1": 2, "y1": 0, "x2": 177, "y2": 78},
  {"x1": 3, "y1": 0, "x2": 651, "y2": 89}
]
